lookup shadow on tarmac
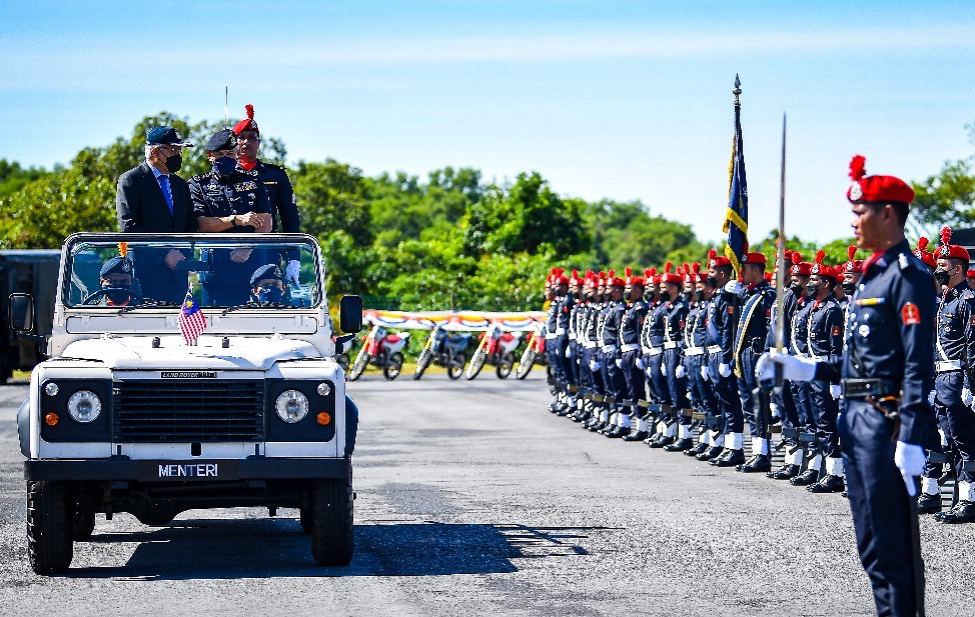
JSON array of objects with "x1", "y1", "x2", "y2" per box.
[{"x1": 60, "y1": 520, "x2": 606, "y2": 580}]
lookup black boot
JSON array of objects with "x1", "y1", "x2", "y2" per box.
[
  {"x1": 697, "y1": 445, "x2": 723, "y2": 461},
  {"x1": 934, "y1": 500, "x2": 975, "y2": 523},
  {"x1": 648, "y1": 434, "x2": 674, "y2": 449},
  {"x1": 917, "y1": 493, "x2": 943, "y2": 514},
  {"x1": 789, "y1": 468, "x2": 820, "y2": 486},
  {"x1": 664, "y1": 437, "x2": 695, "y2": 452},
  {"x1": 623, "y1": 430, "x2": 649, "y2": 442},
  {"x1": 767, "y1": 464, "x2": 800, "y2": 480},
  {"x1": 807, "y1": 474, "x2": 845, "y2": 493},
  {"x1": 736, "y1": 454, "x2": 771, "y2": 473},
  {"x1": 684, "y1": 441, "x2": 709, "y2": 457},
  {"x1": 711, "y1": 449, "x2": 745, "y2": 467}
]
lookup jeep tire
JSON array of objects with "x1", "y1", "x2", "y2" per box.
[
  {"x1": 27, "y1": 481, "x2": 73, "y2": 574},
  {"x1": 310, "y1": 477, "x2": 354, "y2": 567}
]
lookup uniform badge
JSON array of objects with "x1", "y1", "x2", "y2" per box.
[
  {"x1": 849, "y1": 181, "x2": 863, "y2": 201},
  {"x1": 901, "y1": 302, "x2": 921, "y2": 326},
  {"x1": 121, "y1": 259, "x2": 132, "y2": 272},
  {"x1": 831, "y1": 325, "x2": 841, "y2": 336},
  {"x1": 858, "y1": 324, "x2": 870, "y2": 337}
]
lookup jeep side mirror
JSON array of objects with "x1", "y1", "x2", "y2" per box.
[
  {"x1": 8, "y1": 293, "x2": 34, "y2": 333},
  {"x1": 339, "y1": 295, "x2": 363, "y2": 333}
]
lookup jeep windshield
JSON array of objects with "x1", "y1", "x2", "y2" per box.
[{"x1": 62, "y1": 234, "x2": 323, "y2": 309}]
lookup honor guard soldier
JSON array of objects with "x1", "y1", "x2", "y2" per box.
[
  {"x1": 563, "y1": 270, "x2": 587, "y2": 417},
  {"x1": 682, "y1": 263, "x2": 719, "y2": 456},
  {"x1": 731, "y1": 251, "x2": 776, "y2": 473},
  {"x1": 570, "y1": 272, "x2": 599, "y2": 422},
  {"x1": 841, "y1": 246, "x2": 864, "y2": 301},
  {"x1": 804, "y1": 252, "x2": 847, "y2": 494},
  {"x1": 761, "y1": 155, "x2": 936, "y2": 617},
  {"x1": 583, "y1": 273, "x2": 609, "y2": 430},
  {"x1": 928, "y1": 228, "x2": 975, "y2": 523},
  {"x1": 645, "y1": 265, "x2": 677, "y2": 446},
  {"x1": 600, "y1": 273, "x2": 630, "y2": 437},
  {"x1": 544, "y1": 268, "x2": 561, "y2": 412},
  {"x1": 706, "y1": 250, "x2": 745, "y2": 465},
  {"x1": 190, "y1": 129, "x2": 273, "y2": 306},
  {"x1": 619, "y1": 269, "x2": 649, "y2": 440},
  {"x1": 659, "y1": 264, "x2": 693, "y2": 451},
  {"x1": 547, "y1": 269, "x2": 572, "y2": 412}
]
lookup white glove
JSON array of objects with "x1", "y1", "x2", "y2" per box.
[
  {"x1": 661, "y1": 363, "x2": 668, "y2": 377},
  {"x1": 718, "y1": 363, "x2": 732, "y2": 378},
  {"x1": 635, "y1": 358, "x2": 644, "y2": 370},
  {"x1": 701, "y1": 365, "x2": 710, "y2": 381},
  {"x1": 565, "y1": 347, "x2": 572, "y2": 358},
  {"x1": 927, "y1": 390, "x2": 935, "y2": 407},
  {"x1": 286, "y1": 260, "x2": 301, "y2": 286},
  {"x1": 962, "y1": 388, "x2": 974, "y2": 407},
  {"x1": 675, "y1": 365, "x2": 686, "y2": 379},
  {"x1": 830, "y1": 384, "x2": 842, "y2": 399},
  {"x1": 724, "y1": 280, "x2": 743, "y2": 295},
  {"x1": 615, "y1": 358, "x2": 623, "y2": 368},
  {"x1": 589, "y1": 360, "x2": 602, "y2": 371},
  {"x1": 894, "y1": 441, "x2": 926, "y2": 497},
  {"x1": 754, "y1": 349, "x2": 817, "y2": 383}
]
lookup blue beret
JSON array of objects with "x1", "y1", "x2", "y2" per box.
[
  {"x1": 251, "y1": 264, "x2": 284, "y2": 287},
  {"x1": 146, "y1": 126, "x2": 193, "y2": 147},
  {"x1": 100, "y1": 256, "x2": 134, "y2": 277},
  {"x1": 206, "y1": 129, "x2": 237, "y2": 152}
]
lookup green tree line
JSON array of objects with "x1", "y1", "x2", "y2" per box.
[{"x1": 2, "y1": 113, "x2": 972, "y2": 310}]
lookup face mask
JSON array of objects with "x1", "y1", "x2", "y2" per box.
[
  {"x1": 164, "y1": 154, "x2": 182, "y2": 173},
  {"x1": 683, "y1": 291, "x2": 695, "y2": 302},
  {"x1": 933, "y1": 268, "x2": 952, "y2": 285},
  {"x1": 789, "y1": 282, "x2": 803, "y2": 294},
  {"x1": 805, "y1": 282, "x2": 820, "y2": 296},
  {"x1": 841, "y1": 282, "x2": 855, "y2": 295},
  {"x1": 213, "y1": 156, "x2": 237, "y2": 177},
  {"x1": 706, "y1": 275, "x2": 718, "y2": 287},
  {"x1": 102, "y1": 283, "x2": 131, "y2": 305},
  {"x1": 257, "y1": 287, "x2": 284, "y2": 303}
]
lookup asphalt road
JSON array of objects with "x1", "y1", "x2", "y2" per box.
[{"x1": 1, "y1": 372, "x2": 973, "y2": 616}]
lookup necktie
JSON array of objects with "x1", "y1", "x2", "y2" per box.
[{"x1": 158, "y1": 174, "x2": 174, "y2": 214}]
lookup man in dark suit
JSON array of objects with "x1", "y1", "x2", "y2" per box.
[{"x1": 115, "y1": 126, "x2": 196, "y2": 304}]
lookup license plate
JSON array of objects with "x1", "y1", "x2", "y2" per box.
[{"x1": 138, "y1": 460, "x2": 240, "y2": 481}]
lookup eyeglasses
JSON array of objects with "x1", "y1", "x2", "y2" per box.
[{"x1": 158, "y1": 146, "x2": 182, "y2": 156}]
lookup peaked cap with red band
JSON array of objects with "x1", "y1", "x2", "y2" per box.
[
  {"x1": 845, "y1": 246, "x2": 864, "y2": 273},
  {"x1": 232, "y1": 104, "x2": 259, "y2": 135},
  {"x1": 937, "y1": 226, "x2": 970, "y2": 261},
  {"x1": 810, "y1": 250, "x2": 839, "y2": 281},
  {"x1": 913, "y1": 237, "x2": 937, "y2": 269},
  {"x1": 846, "y1": 155, "x2": 915, "y2": 204},
  {"x1": 707, "y1": 249, "x2": 731, "y2": 269}
]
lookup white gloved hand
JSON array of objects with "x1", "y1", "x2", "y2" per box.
[
  {"x1": 894, "y1": 441, "x2": 926, "y2": 497},
  {"x1": 286, "y1": 259, "x2": 301, "y2": 286},
  {"x1": 754, "y1": 349, "x2": 817, "y2": 383},
  {"x1": 565, "y1": 347, "x2": 572, "y2": 359},
  {"x1": 675, "y1": 365, "x2": 686, "y2": 379},
  {"x1": 589, "y1": 360, "x2": 601, "y2": 371},
  {"x1": 615, "y1": 358, "x2": 623, "y2": 368},
  {"x1": 718, "y1": 363, "x2": 732, "y2": 378},
  {"x1": 636, "y1": 358, "x2": 644, "y2": 370},
  {"x1": 701, "y1": 365, "x2": 710, "y2": 381},
  {"x1": 661, "y1": 363, "x2": 668, "y2": 377},
  {"x1": 830, "y1": 384, "x2": 842, "y2": 399},
  {"x1": 927, "y1": 390, "x2": 935, "y2": 407},
  {"x1": 962, "y1": 388, "x2": 974, "y2": 407},
  {"x1": 724, "y1": 280, "x2": 744, "y2": 295}
]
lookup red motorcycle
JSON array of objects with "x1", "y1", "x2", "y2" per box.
[
  {"x1": 515, "y1": 324, "x2": 548, "y2": 379},
  {"x1": 348, "y1": 324, "x2": 411, "y2": 381},
  {"x1": 465, "y1": 325, "x2": 522, "y2": 380}
]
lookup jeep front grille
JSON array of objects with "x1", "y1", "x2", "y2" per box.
[{"x1": 113, "y1": 379, "x2": 264, "y2": 442}]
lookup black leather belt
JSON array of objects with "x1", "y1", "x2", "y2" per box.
[{"x1": 841, "y1": 378, "x2": 899, "y2": 400}]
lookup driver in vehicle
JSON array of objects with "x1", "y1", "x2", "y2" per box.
[
  {"x1": 95, "y1": 256, "x2": 140, "y2": 306},
  {"x1": 250, "y1": 263, "x2": 289, "y2": 305}
]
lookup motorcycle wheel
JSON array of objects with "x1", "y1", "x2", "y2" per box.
[
  {"x1": 496, "y1": 353, "x2": 514, "y2": 379},
  {"x1": 515, "y1": 348, "x2": 536, "y2": 380},
  {"x1": 465, "y1": 348, "x2": 487, "y2": 380},
  {"x1": 348, "y1": 350, "x2": 369, "y2": 381},
  {"x1": 447, "y1": 356, "x2": 465, "y2": 380},
  {"x1": 414, "y1": 350, "x2": 432, "y2": 380},
  {"x1": 384, "y1": 352, "x2": 404, "y2": 380}
]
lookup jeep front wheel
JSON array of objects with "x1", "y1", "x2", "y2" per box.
[
  {"x1": 27, "y1": 481, "x2": 74, "y2": 574},
  {"x1": 310, "y1": 477, "x2": 354, "y2": 567}
]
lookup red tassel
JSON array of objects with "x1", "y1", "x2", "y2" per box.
[
  {"x1": 664, "y1": 262, "x2": 673, "y2": 273},
  {"x1": 917, "y1": 237, "x2": 929, "y2": 252},
  {"x1": 849, "y1": 155, "x2": 867, "y2": 180},
  {"x1": 625, "y1": 267, "x2": 632, "y2": 278},
  {"x1": 815, "y1": 249, "x2": 826, "y2": 265},
  {"x1": 941, "y1": 226, "x2": 952, "y2": 246},
  {"x1": 692, "y1": 262, "x2": 701, "y2": 274},
  {"x1": 245, "y1": 103, "x2": 255, "y2": 120},
  {"x1": 708, "y1": 249, "x2": 717, "y2": 261},
  {"x1": 847, "y1": 246, "x2": 856, "y2": 261}
]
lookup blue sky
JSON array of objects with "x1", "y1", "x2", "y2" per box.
[{"x1": 1, "y1": 1, "x2": 973, "y2": 245}]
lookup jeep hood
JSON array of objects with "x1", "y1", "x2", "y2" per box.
[{"x1": 62, "y1": 336, "x2": 319, "y2": 370}]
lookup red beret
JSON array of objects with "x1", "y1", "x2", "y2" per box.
[
  {"x1": 707, "y1": 249, "x2": 731, "y2": 268},
  {"x1": 844, "y1": 246, "x2": 864, "y2": 274},
  {"x1": 232, "y1": 103, "x2": 260, "y2": 135},
  {"x1": 791, "y1": 262, "x2": 813, "y2": 276},
  {"x1": 624, "y1": 267, "x2": 645, "y2": 287},
  {"x1": 846, "y1": 155, "x2": 914, "y2": 204},
  {"x1": 660, "y1": 262, "x2": 682, "y2": 285},
  {"x1": 968, "y1": 270, "x2": 975, "y2": 279},
  {"x1": 936, "y1": 226, "x2": 970, "y2": 261},
  {"x1": 743, "y1": 252, "x2": 766, "y2": 265},
  {"x1": 810, "y1": 250, "x2": 839, "y2": 281}
]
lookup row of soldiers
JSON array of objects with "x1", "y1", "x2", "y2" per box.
[{"x1": 542, "y1": 229, "x2": 975, "y2": 523}]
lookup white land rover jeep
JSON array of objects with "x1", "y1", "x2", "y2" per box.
[{"x1": 7, "y1": 233, "x2": 362, "y2": 574}]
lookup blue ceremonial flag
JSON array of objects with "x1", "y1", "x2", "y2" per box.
[{"x1": 723, "y1": 79, "x2": 749, "y2": 273}]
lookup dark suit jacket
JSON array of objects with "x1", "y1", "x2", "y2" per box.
[
  {"x1": 114, "y1": 162, "x2": 197, "y2": 304},
  {"x1": 116, "y1": 162, "x2": 196, "y2": 233}
]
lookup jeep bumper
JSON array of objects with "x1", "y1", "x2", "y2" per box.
[{"x1": 24, "y1": 457, "x2": 352, "y2": 482}]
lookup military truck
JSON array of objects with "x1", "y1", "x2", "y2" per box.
[{"x1": 8, "y1": 233, "x2": 361, "y2": 573}]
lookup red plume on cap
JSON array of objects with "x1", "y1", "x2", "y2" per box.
[
  {"x1": 941, "y1": 226, "x2": 952, "y2": 246},
  {"x1": 815, "y1": 250, "x2": 826, "y2": 265},
  {"x1": 664, "y1": 262, "x2": 673, "y2": 273},
  {"x1": 245, "y1": 104, "x2": 254, "y2": 120},
  {"x1": 692, "y1": 262, "x2": 701, "y2": 274},
  {"x1": 849, "y1": 155, "x2": 867, "y2": 181},
  {"x1": 232, "y1": 104, "x2": 260, "y2": 135},
  {"x1": 793, "y1": 251, "x2": 804, "y2": 263},
  {"x1": 608, "y1": 269, "x2": 615, "y2": 278},
  {"x1": 707, "y1": 249, "x2": 716, "y2": 261},
  {"x1": 917, "y1": 237, "x2": 929, "y2": 252},
  {"x1": 847, "y1": 246, "x2": 857, "y2": 261},
  {"x1": 598, "y1": 271, "x2": 606, "y2": 279},
  {"x1": 625, "y1": 267, "x2": 632, "y2": 278}
]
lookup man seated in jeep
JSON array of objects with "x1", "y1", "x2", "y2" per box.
[
  {"x1": 250, "y1": 263, "x2": 289, "y2": 305},
  {"x1": 92, "y1": 256, "x2": 141, "y2": 306}
]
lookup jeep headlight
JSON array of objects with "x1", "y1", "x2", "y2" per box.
[
  {"x1": 67, "y1": 390, "x2": 102, "y2": 423},
  {"x1": 275, "y1": 390, "x2": 309, "y2": 423}
]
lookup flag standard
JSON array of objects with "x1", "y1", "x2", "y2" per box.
[
  {"x1": 179, "y1": 290, "x2": 207, "y2": 344},
  {"x1": 722, "y1": 75, "x2": 749, "y2": 273}
]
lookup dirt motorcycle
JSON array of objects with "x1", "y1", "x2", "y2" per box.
[
  {"x1": 465, "y1": 325, "x2": 522, "y2": 380},
  {"x1": 414, "y1": 325, "x2": 472, "y2": 380},
  {"x1": 515, "y1": 323, "x2": 549, "y2": 380},
  {"x1": 348, "y1": 324, "x2": 411, "y2": 381}
]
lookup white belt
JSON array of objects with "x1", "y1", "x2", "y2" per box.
[
  {"x1": 545, "y1": 333, "x2": 557, "y2": 340},
  {"x1": 555, "y1": 327, "x2": 566, "y2": 335},
  {"x1": 602, "y1": 345, "x2": 616, "y2": 354},
  {"x1": 621, "y1": 343, "x2": 641, "y2": 352},
  {"x1": 936, "y1": 359, "x2": 962, "y2": 373},
  {"x1": 568, "y1": 333, "x2": 576, "y2": 341},
  {"x1": 584, "y1": 341, "x2": 597, "y2": 349},
  {"x1": 706, "y1": 345, "x2": 722, "y2": 354},
  {"x1": 663, "y1": 341, "x2": 677, "y2": 350},
  {"x1": 647, "y1": 348, "x2": 662, "y2": 357},
  {"x1": 684, "y1": 347, "x2": 704, "y2": 356}
]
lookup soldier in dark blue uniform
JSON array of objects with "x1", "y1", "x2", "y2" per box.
[
  {"x1": 638, "y1": 269, "x2": 662, "y2": 429},
  {"x1": 544, "y1": 268, "x2": 561, "y2": 412},
  {"x1": 761, "y1": 155, "x2": 935, "y2": 617},
  {"x1": 927, "y1": 229, "x2": 975, "y2": 523},
  {"x1": 687, "y1": 266, "x2": 722, "y2": 458},
  {"x1": 190, "y1": 129, "x2": 272, "y2": 306},
  {"x1": 570, "y1": 272, "x2": 599, "y2": 423},
  {"x1": 583, "y1": 273, "x2": 608, "y2": 430},
  {"x1": 706, "y1": 250, "x2": 745, "y2": 466},
  {"x1": 619, "y1": 269, "x2": 649, "y2": 440},
  {"x1": 731, "y1": 252, "x2": 776, "y2": 473},
  {"x1": 659, "y1": 265, "x2": 692, "y2": 451},
  {"x1": 600, "y1": 273, "x2": 630, "y2": 437}
]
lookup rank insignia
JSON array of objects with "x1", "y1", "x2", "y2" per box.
[
  {"x1": 831, "y1": 325, "x2": 842, "y2": 336},
  {"x1": 901, "y1": 302, "x2": 921, "y2": 326}
]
